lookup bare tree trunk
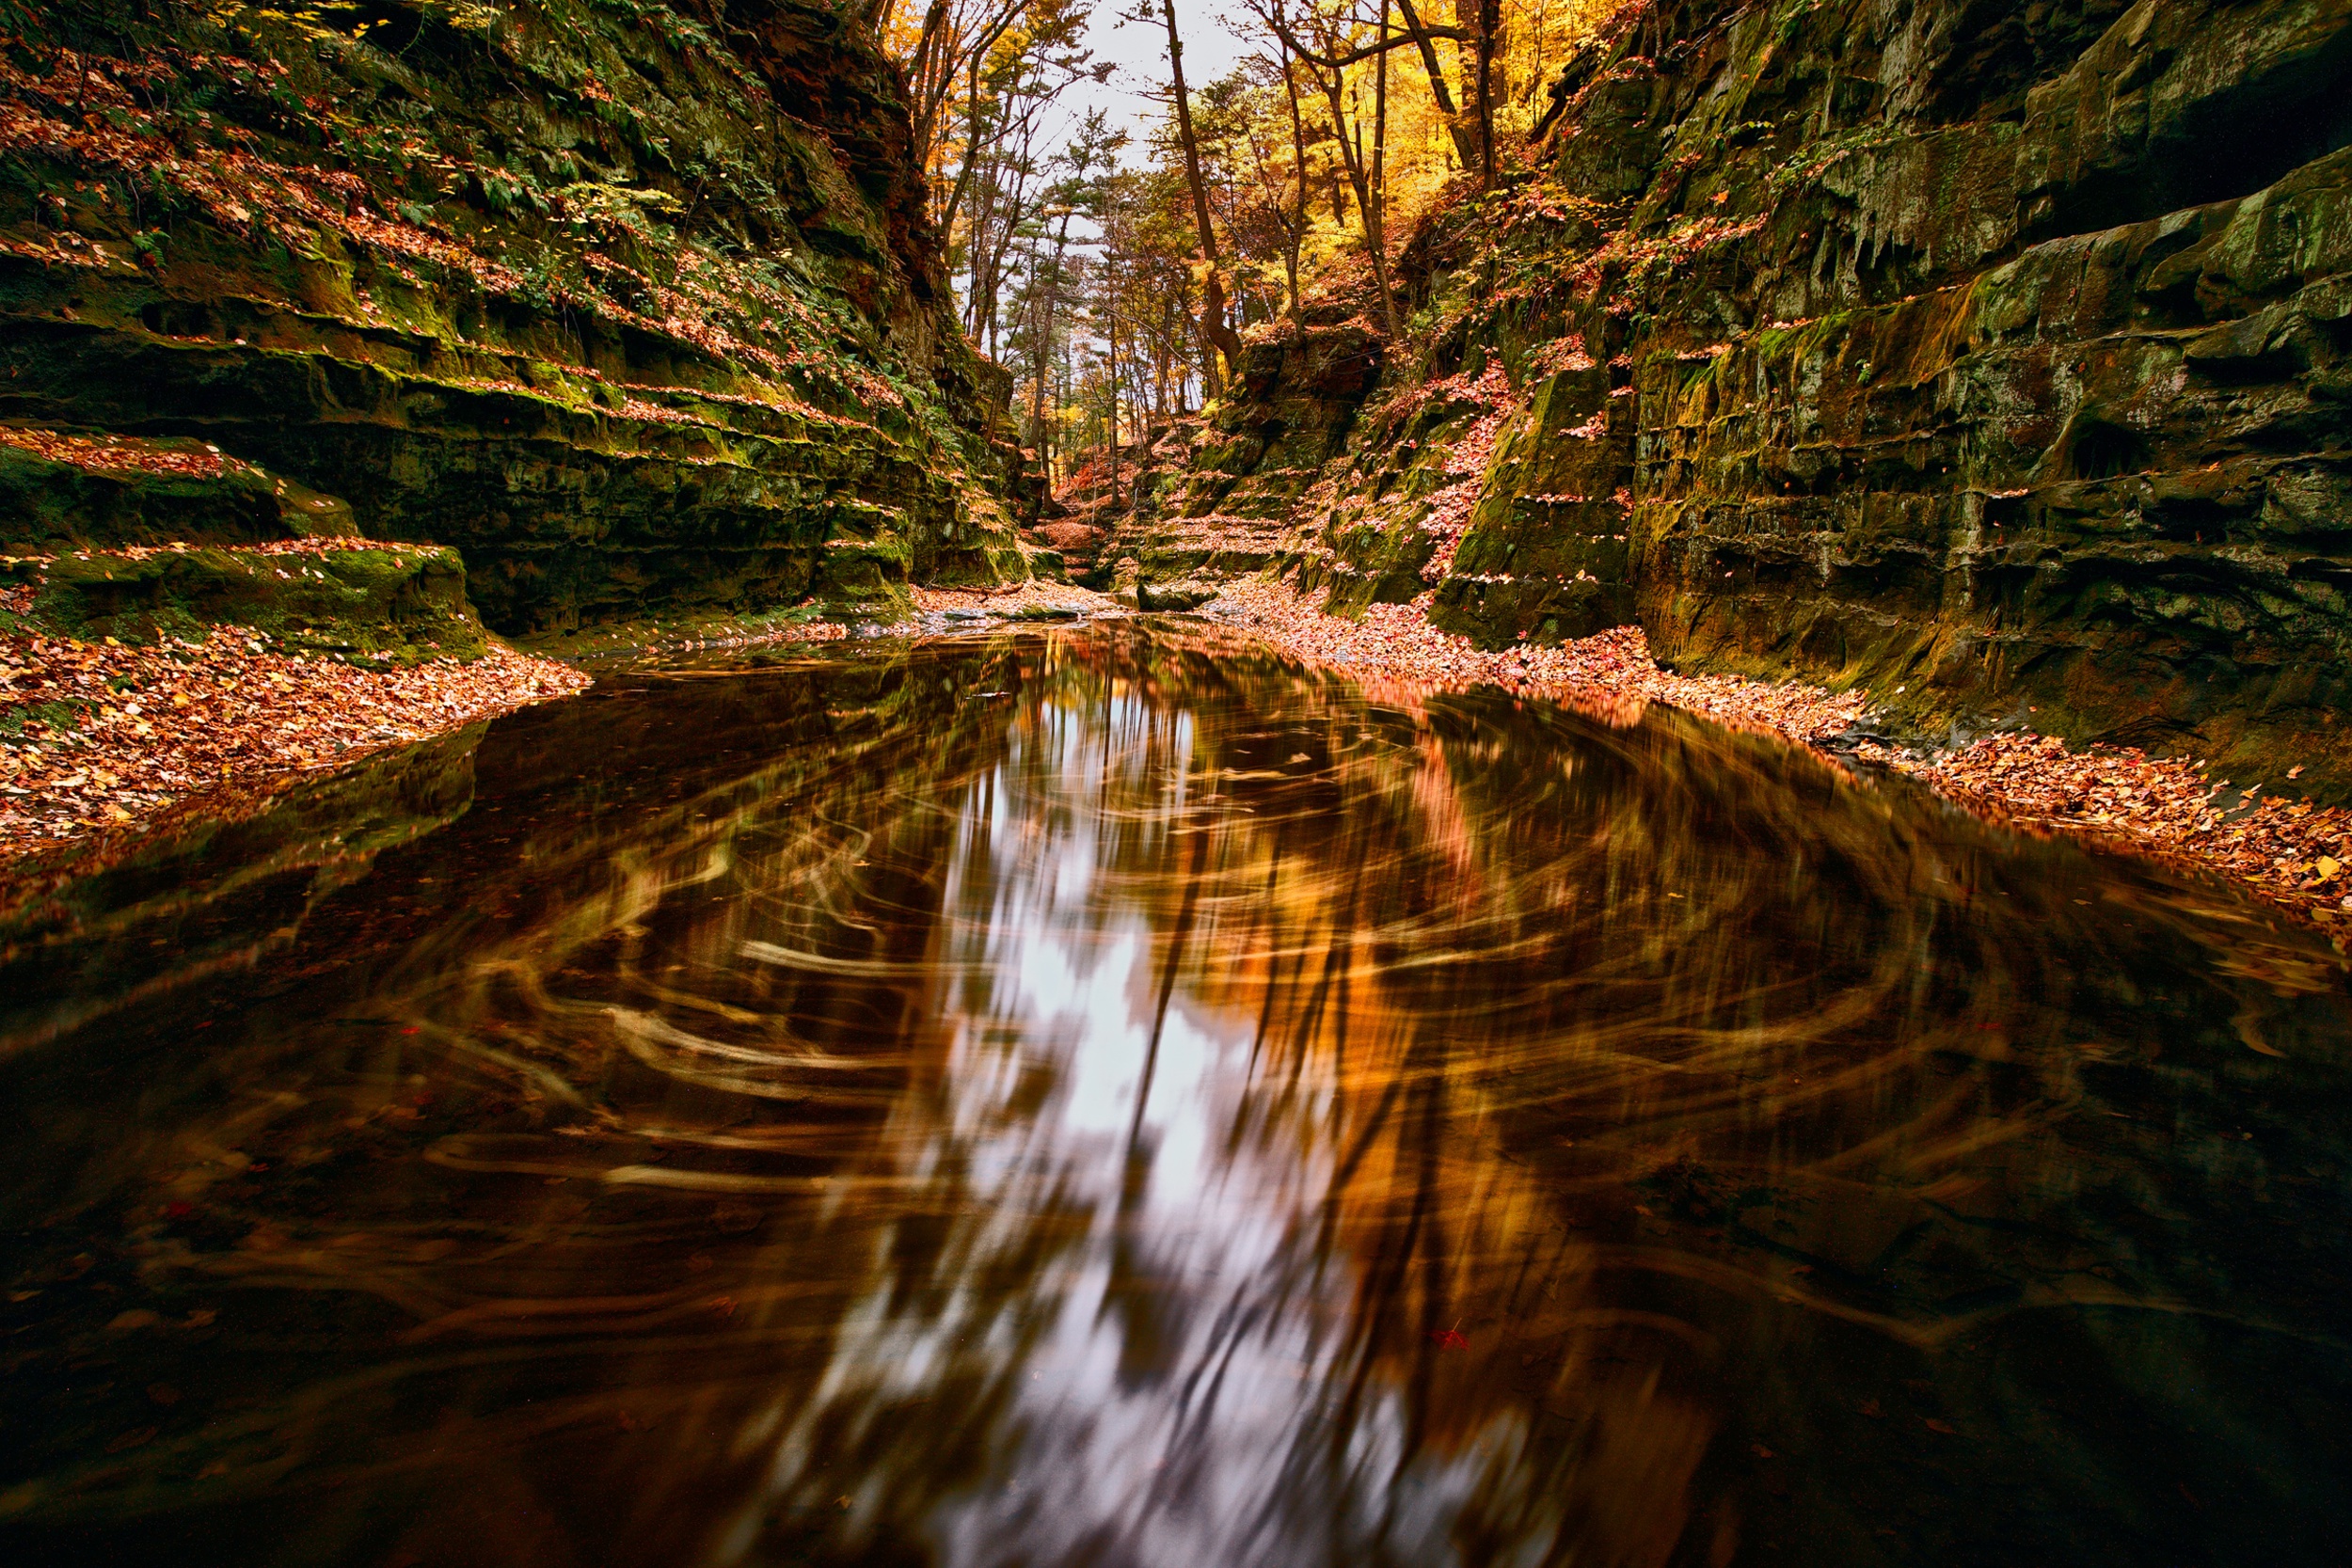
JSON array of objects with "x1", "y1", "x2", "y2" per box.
[
  {"x1": 1315, "y1": 75, "x2": 1377, "y2": 275},
  {"x1": 1157, "y1": 296, "x2": 1175, "y2": 417},
  {"x1": 905, "y1": 0, "x2": 955, "y2": 164},
  {"x1": 1031, "y1": 204, "x2": 1077, "y2": 471},
  {"x1": 964, "y1": 119, "x2": 1000, "y2": 340},
  {"x1": 1279, "y1": 48, "x2": 1309, "y2": 321},
  {"x1": 1369, "y1": 0, "x2": 1397, "y2": 334},
  {"x1": 1107, "y1": 307, "x2": 1121, "y2": 512},
  {"x1": 1159, "y1": 0, "x2": 1244, "y2": 390},
  {"x1": 1458, "y1": 0, "x2": 1496, "y2": 186},
  {"x1": 1391, "y1": 0, "x2": 1479, "y2": 172},
  {"x1": 938, "y1": 57, "x2": 986, "y2": 243}
]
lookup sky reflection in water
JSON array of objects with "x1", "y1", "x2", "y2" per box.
[{"x1": 3, "y1": 623, "x2": 2350, "y2": 1568}]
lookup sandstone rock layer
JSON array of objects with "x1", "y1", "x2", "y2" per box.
[
  {"x1": 1158, "y1": 0, "x2": 2352, "y2": 794},
  {"x1": 1, "y1": 0, "x2": 1032, "y2": 632}
]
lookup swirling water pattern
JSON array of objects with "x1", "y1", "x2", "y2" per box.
[{"x1": 2, "y1": 624, "x2": 2349, "y2": 1567}]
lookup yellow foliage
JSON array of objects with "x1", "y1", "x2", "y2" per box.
[{"x1": 1216, "y1": 0, "x2": 1622, "y2": 317}]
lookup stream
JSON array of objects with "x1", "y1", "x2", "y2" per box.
[{"x1": 3, "y1": 622, "x2": 2348, "y2": 1566}]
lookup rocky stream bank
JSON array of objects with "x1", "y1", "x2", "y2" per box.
[{"x1": 1055, "y1": 0, "x2": 2352, "y2": 934}]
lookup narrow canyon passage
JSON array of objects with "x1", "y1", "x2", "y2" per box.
[
  {"x1": 8, "y1": 0, "x2": 2352, "y2": 1560},
  {"x1": 4, "y1": 625, "x2": 2347, "y2": 1566}
]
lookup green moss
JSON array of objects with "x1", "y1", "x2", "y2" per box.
[
  {"x1": 0, "y1": 440, "x2": 358, "y2": 550},
  {"x1": 0, "y1": 0, "x2": 1031, "y2": 635},
  {"x1": 512, "y1": 596, "x2": 851, "y2": 660},
  {"x1": 28, "y1": 545, "x2": 485, "y2": 663}
]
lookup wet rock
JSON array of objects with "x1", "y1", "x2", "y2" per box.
[
  {"x1": 1145, "y1": 0, "x2": 2352, "y2": 798},
  {"x1": 1138, "y1": 578, "x2": 1219, "y2": 612},
  {"x1": 32, "y1": 545, "x2": 486, "y2": 664},
  {"x1": 1108, "y1": 556, "x2": 1143, "y2": 609},
  {"x1": 0, "y1": 0, "x2": 1028, "y2": 635},
  {"x1": 0, "y1": 436, "x2": 355, "y2": 550}
]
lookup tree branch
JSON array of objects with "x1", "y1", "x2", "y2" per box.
[{"x1": 1249, "y1": 5, "x2": 1468, "y2": 72}]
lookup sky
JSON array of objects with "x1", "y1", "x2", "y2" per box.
[{"x1": 1071, "y1": 0, "x2": 1255, "y2": 163}]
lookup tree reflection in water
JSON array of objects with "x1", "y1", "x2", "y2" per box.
[{"x1": 3, "y1": 624, "x2": 2349, "y2": 1568}]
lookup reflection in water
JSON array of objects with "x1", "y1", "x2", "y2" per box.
[{"x1": 3, "y1": 625, "x2": 2350, "y2": 1567}]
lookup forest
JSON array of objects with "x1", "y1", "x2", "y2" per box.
[{"x1": 892, "y1": 0, "x2": 1612, "y2": 483}]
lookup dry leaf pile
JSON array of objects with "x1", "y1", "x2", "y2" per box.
[
  {"x1": 8, "y1": 538, "x2": 439, "y2": 570},
  {"x1": 1, "y1": 631, "x2": 587, "y2": 861},
  {"x1": 1205, "y1": 577, "x2": 1865, "y2": 741},
  {"x1": 1205, "y1": 576, "x2": 2347, "y2": 930},
  {"x1": 1413, "y1": 366, "x2": 1514, "y2": 582},
  {"x1": 1879, "y1": 733, "x2": 2352, "y2": 927},
  {"x1": 910, "y1": 582, "x2": 1109, "y2": 625},
  {"x1": 0, "y1": 425, "x2": 249, "y2": 479}
]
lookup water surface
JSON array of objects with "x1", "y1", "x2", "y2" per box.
[{"x1": 3, "y1": 623, "x2": 2349, "y2": 1567}]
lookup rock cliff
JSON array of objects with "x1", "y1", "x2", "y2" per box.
[
  {"x1": 0, "y1": 0, "x2": 1031, "y2": 633},
  {"x1": 1141, "y1": 0, "x2": 2352, "y2": 793}
]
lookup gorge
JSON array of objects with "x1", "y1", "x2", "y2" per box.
[
  {"x1": 4, "y1": 3, "x2": 2352, "y2": 1566},
  {"x1": 1104, "y1": 0, "x2": 2352, "y2": 800}
]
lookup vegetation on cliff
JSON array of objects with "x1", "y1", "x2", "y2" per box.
[
  {"x1": 1028, "y1": 0, "x2": 2352, "y2": 807},
  {"x1": 1, "y1": 0, "x2": 1037, "y2": 633},
  {"x1": 917, "y1": 0, "x2": 2347, "y2": 923},
  {"x1": 0, "y1": 0, "x2": 1072, "y2": 860}
]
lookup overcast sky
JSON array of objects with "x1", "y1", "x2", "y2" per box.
[{"x1": 1072, "y1": 0, "x2": 1255, "y2": 161}]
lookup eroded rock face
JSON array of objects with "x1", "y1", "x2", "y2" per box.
[
  {"x1": 1098, "y1": 323, "x2": 1383, "y2": 603},
  {"x1": 1189, "y1": 0, "x2": 2352, "y2": 792},
  {"x1": 0, "y1": 0, "x2": 1030, "y2": 630}
]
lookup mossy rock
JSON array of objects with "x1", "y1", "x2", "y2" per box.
[
  {"x1": 511, "y1": 598, "x2": 847, "y2": 659},
  {"x1": 1431, "y1": 575, "x2": 1637, "y2": 649},
  {"x1": 29, "y1": 545, "x2": 485, "y2": 663},
  {"x1": 0, "y1": 0, "x2": 1036, "y2": 635},
  {"x1": 1137, "y1": 578, "x2": 1220, "y2": 612},
  {"x1": 0, "y1": 436, "x2": 357, "y2": 550}
]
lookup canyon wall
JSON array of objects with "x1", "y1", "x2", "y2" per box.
[
  {"x1": 0, "y1": 0, "x2": 1031, "y2": 632},
  {"x1": 1146, "y1": 0, "x2": 2352, "y2": 791}
]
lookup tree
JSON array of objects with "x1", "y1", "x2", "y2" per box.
[
  {"x1": 1253, "y1": 0, "x2": 1483, "y2": 179},
  {"x1": 883, "y1": 0, "x2": 1043, "y2": 177},
  {"x1": 1245, "y1": 0, "x2": 1403, "y2": 328},
  {"x1": 1009, "y1": 111, "x2": 1123, "y2": 475},
  {"x1": 1153, "y1": 0, "x2": 1246, "y2": 391}
]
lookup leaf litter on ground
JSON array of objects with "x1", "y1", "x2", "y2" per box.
[
  {"x1": 1202, "y1": 576, "x2": 2352, "y2": 940},
  {"x1": 2, "y1": 624, "x2": 587, "y2": 863}
]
